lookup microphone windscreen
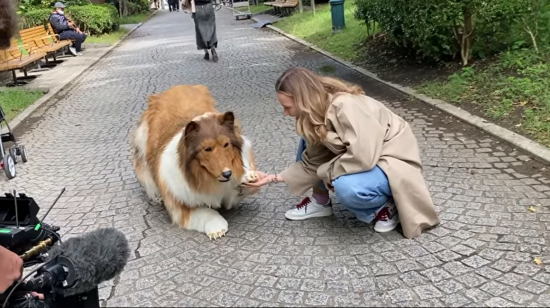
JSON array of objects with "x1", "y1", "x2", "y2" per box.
[
  {"x1": 0, "y1": 0, "x2": 18, "y2": 48},
  {"x1": 46, "y1": 227, "x2": 131, "y2": 297}
]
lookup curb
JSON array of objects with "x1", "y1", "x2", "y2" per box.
[
  {"x1": 9, "y1": 11, "x2": 158, "y2": 132},
  {"x1": 258, "y1": 21, "x2": 550, "y2": 165}
]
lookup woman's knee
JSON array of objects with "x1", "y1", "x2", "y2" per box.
[{"x1": 332, "y1": 171, "x2": 391, "y2": 207}]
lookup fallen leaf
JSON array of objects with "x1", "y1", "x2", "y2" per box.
[
  {"x1": 528, "y1": 206, "x2": 537, "y2": 212},
  {"x1": 534, "y1": 257, "x2": 542, "y2": 265},
  {"x1": 518, "y1": 101, "x2": 528, "y2": 106}
]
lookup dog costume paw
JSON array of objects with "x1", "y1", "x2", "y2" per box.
[
  {"x1": 207, "y1": 230, "x2": 226, "y2": 240},
  {"x1": 204, "y1": 215, "x2": 229, "y2": 240},
  {"x1": 243, "y1": 170, "x2": 259, "y2": 184}
]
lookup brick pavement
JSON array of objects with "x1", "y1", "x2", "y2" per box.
[{"x1": 3, "y1": 8, "x2": 550, "y2": 307}]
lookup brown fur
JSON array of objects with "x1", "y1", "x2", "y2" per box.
[{"x1": 131, "y1": 85, "x2": 258, "y2": 236}]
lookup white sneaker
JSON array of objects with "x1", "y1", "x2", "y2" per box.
[
  {"x1": 285, "y1": 196, "x2": 333, "y2": 220},
  {"x1": 374, "y1": 201, "x2": 400, "y2": 233},
  {"x1": 68, "y1": 46, "x2": 77, "y2": 56}
]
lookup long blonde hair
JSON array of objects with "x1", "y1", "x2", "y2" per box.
[{"x1": 275, "y1": 67, "x2": 365, "y2": 145}]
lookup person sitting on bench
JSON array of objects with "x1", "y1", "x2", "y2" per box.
[{"x1": 48, "y1": 1, "x2": 86, "y2": 56}]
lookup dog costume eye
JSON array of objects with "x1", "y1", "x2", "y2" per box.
[
  {"x1": 205, "y1": 147, "x2": 212, "y2": 152},
  {"x1": 224, "y1": 143, "x2": 229, "y2": 148}
]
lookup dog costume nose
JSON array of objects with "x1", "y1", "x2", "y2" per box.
[{"x1": 222, "y1": 171, "x2": 232, "y2": 179}]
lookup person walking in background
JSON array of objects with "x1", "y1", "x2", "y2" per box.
[
  {"x1": 169, "y1": 0, "x2": 180, "y2": 11},
  {"x1": 48, "y1": 2, "x2": 87, "y2": 56},
  {"x1": 244, "y1": 67, "x2": 440, "y2": 238},
  {"x1": 182, "y1": 0, "x2": 219, "y2": 62}
]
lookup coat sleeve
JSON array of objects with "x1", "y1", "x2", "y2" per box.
[
  {"x1": 49, "y1": 15, "x2": 70, "y2": 32},
  {"x1": 320, "y1": 99, "x2": 386, "y2": 181},
  {"x1": 280, "y1": 142, "x2": 336, "y2": 196}
]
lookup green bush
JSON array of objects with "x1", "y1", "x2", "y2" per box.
[
  {"x1": 132, "y1": 0, "x2": 150, "y2": 13},
  {"x1": 19, "y1": 8, "x2": 51, "y2": 28},
  {"x1": 19, "y1": 3, "x2": 119, "y2": 35},
  {"x1": 66, "y1": 4, "x2": 120, "y2": 35},
  {"x1": 353, "y1": 0, "x2": 543, "y2": 65}
]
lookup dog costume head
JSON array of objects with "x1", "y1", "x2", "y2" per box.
[{"x1": 182, "y1": 111, "x2": 244, "y2": 183}]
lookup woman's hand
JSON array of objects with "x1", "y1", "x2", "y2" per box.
[
  {"x1": 0, "y1": 245, "x2": 22, "y2": 294},
  {"x1": 243, "y1": 171, "x2": 281, "y2": 188}
]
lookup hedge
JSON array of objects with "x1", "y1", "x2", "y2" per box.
[
  {"x1": 19, "y1": 3, "x2": 120, "y2": 35},
  {"x1": 354, "y1": 0, "x2": 547, "y2": 65}
]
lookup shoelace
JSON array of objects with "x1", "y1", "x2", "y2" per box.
[
  {"x1": 296, "y1": 197, "x2": 311, "y2": 210},
  {"x1": 375, "y1": 207, "x2": 390, "y2": 221}
]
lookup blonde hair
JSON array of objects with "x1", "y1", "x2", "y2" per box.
[{"x1": 275, "y1": 67, "x2": 365, "y2": 145}]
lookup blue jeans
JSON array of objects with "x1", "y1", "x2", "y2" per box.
[{"x1": 296, "y1": 138, "x2": 392, "y2": 223}]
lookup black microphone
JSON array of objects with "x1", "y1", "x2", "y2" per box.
[
  {"x1": 25, "y1": 227, "x2": 131, "y2": 297},
  {"x1": 0, "y1": 0, "x2": 18, "y2": 48}
]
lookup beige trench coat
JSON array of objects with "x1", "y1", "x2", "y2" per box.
[{"x1": 280, "y1": 92, "x2": 440, "y2": 238}]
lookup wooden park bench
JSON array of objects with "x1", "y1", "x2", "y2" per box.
[
  {"x1": 46, "y1": 23, "x2": 75, "y2": 46},
  {"x1": 272, "y1": 0, "x2": 298, "y2": 16},
  {"x1": 0, "y1": 38, "x2": 47, "y2": 86},
  {"x1": 263, "y1": 0, "x2": 284, "y2": 6},
  {"x1": 19, "y1": 25, "x2": 73, "y2": 68}
]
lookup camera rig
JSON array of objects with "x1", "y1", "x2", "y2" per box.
[{"x1": 0, "y1": 189, "x2": 100, "y2": 308}]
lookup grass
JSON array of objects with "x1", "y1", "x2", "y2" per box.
[
  {"x1": 419, "y1": 48, "x2": 550, "y2": 147},
  {"x1": 85, "y1": 28, "x2": 130, "y2": 45},
  {"x1": 0, "y1": 88, "x2": 44, "y2": 122},
  {"x1": 275, "y1": 0, "x2": 369, "y2": 60},
  {"x1": 120, "y1": 12, "x2": 152, "y2": 24}
]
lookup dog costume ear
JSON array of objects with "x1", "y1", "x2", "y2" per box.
[
  {"x1": 185, "y1": 121, "x2": 199, "y2": 136},
  {"x1": 219, "y1": 112, "x2": 235, "y2": 128}
]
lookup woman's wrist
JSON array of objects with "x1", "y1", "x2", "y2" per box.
[{"x1": 270, "y1": 174, "x2": 284, "y2": 183}]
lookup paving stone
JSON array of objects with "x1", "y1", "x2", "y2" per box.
[
  {"x1": 434, "y1": 279, "x2": 464, "y2": 294},
  {"x1": 462, "y1": 255, "x2": 491, "y2": 268},
  {"x1": 484, "y1": 297, "x2": 515, "y2": 307},
  {"x1": 518, "y1": 279, "x2": 550, "y2": 295},
  {"x1": 479, "y1": 281, "x2": 512, "y2": 296},
  {"x1": 420, "y1": 268, "x2": 453, "y2": 283},
  {"x1": 388, "y1": 288, "x2": 414, "y2": 303},
  {"x1": 502, "y1": 290, "x2": 534, "y2": 304},
  {"x1": 441, "y1": 293, "x2": 471, "y2": 307},
  {"x1": 4, "y1": 8, "x2": 550, "y2": 308},
  {"x1": 413, "y1": 285, "x2": 443, "y2": 300}
]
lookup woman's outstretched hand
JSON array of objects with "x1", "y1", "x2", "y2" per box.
[{"x1": 243, "y1": 171, "x2": 279, "y2": 188}]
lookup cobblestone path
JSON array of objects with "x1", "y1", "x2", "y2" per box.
[{"x1": 3, "y1": 8, "x2": 550, "y2": 307}]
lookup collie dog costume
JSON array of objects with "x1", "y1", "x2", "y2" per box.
[{"x1": 131, "y1": 85, "x2": 259, "y2": 239}]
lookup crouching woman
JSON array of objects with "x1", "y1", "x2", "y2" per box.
[{"x1": 245, "y1": 67, "x2": 440, "y2": 238}]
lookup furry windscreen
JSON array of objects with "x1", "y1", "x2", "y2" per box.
[{"x1": 47, "y1": 227, "x2": 131, "y2": 297}]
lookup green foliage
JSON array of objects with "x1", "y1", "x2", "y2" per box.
[
  {"x1": 19, "y1": 3, "x2": 120, "y2": 35},
  {"x1": 66, "y1": 4, "x2": 120, "y2": 35},
  {"x1": 130, "y1": 0, "x2": 150, "y2": 14},
  {"x1": 18, "y1": 8, "x2": 52, "y2": 28},
  {"x1": 16, "y1": 0, "x2": 88, "y2": 14},
  {"x1": 419, "y1": 47, "x2": 550, "y2": 146},
  {"x1": 353, "y1": 0, "x2": 547, "y2": 64}
]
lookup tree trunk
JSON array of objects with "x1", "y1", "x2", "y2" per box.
[{"x1": 461, "y1": 6, "x2": 473, "y2": 66}]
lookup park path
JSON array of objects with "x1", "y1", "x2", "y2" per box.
[{"x1": 3, "y1": 8, "x2": 550, "y2": 307}]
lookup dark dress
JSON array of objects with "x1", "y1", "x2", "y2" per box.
[{"x1": 193, "y1": 0, "x2": 217, "y2": 50}]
